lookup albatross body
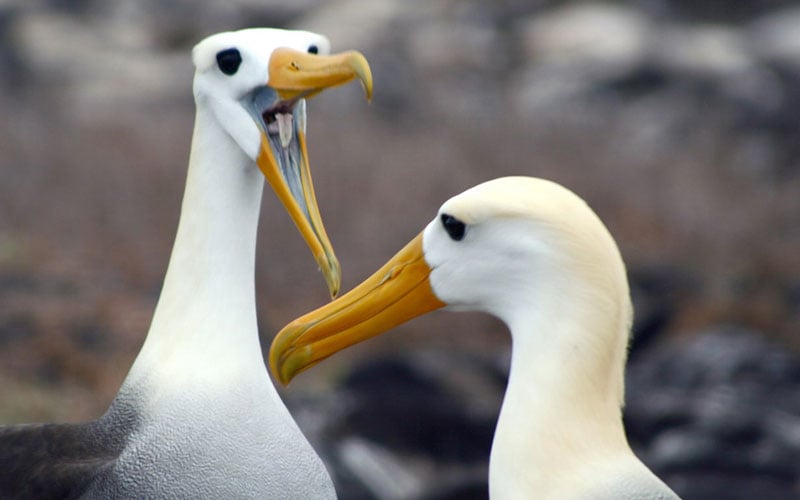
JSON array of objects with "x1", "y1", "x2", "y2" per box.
[
  {"x1": 0, "y1": 28, "x2": 372, "y2": 498},
  {"x1": 271, "y1": 177, "x2": 680, "y2": 499}
]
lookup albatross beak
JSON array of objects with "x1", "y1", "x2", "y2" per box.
[
  {"x1": 270, "y1": 233, "x2": 446, "y2": 385},
  {"x1": 257, "y1": 48, "x2": 373, "y2": 298},
  {"x1": 268, "y1": 48, "x2": 373, "y2": 102}
]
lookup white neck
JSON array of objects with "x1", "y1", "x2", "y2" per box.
[
  {"x1": 489, "y1": 274, "x2": 634, "y2": 498},
  {"x1": 123, "y1": 106, "x2": 266, "y2": 393}
]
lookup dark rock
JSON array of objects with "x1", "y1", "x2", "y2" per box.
[
  {"x1": 335, "y1": 356, "x2": 495, "y2": 463},
  {"x1": 421, "y1": 475, "x2": 487, "y2": 500},
  {"x1": 626, "y1": 327, "x2": 800, "y2": 496},
  {"x1": 628, "y1": 265, "x2": 697, "y2": 356},
  {"x1": 0, "y1": 315, "x2": 36, "y2": 346},
  {"x1": 67, "y1": 321, "x2": 110, "y2": 353},
  {"x1": 666, "y1": 472, "x2": 795, "y2": 500},
  {"x1": 636, "y1": 0, "x2": 798, "y2": 25}
]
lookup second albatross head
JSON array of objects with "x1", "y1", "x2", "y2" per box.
[
  {"x1": 192, "y1": 28, "x2": 372, "y2": 298},
  {"x1": 270, "y1": 176, "x2": 631, "y2": 386}
]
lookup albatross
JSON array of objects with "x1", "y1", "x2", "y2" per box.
[
  {"x1": 0, "y1": 28, "x2": 371, "y2": 498},
  {"x1": 271, "y1": 177, "x2": 681, "y2": 499}
]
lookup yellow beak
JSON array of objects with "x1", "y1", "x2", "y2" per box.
[
  {"x1": 257, "y1": 48, "x2": 373, "y2": 298},
  {"x1": 269, "y1": 233, "x2": 446, "y2": 385},
  {"x1": 268, "y1": 47, "x2": 373, "y2": 102}
]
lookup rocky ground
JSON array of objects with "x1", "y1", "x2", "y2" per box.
[{"x1": 1, "y1": 1, "x2": 799, "y2": 498}]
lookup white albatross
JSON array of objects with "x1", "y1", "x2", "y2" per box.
[
  {"x1": 0, "y1": 28, "x2": 371, "y2": 498},
  {"x1": 270, "y1": 177, "x2": 681, "y2": 499}
]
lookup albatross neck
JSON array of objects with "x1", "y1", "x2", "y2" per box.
[
  {"x1": 125, "y1": 107, "x2": 266, "y2": 389},
  {"x1": 489, "y1": 287, "x2": 633, "y2": 497}
]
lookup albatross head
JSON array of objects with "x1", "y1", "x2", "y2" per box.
[
  {"x1": 191, "y1": 28, "x2": 373, "y2": 298},
  {"x1": 269, "y1": 176, "x2": 632, "y2": 385}
]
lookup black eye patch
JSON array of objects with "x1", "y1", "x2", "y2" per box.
[
  {"x1": 441, "y1": 213, "x2": 466, "y2": 241},
  {"x1": 216, "y1": 48, "x2": 242, "y2": 75}
]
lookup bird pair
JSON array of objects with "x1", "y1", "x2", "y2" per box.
[{"x1": 0, "y1": 28, "x2": 678, "y2": 499}]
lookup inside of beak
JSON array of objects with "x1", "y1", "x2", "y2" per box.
[
  {"x1": 269, "y1": 233, "x2": 446, "y2": 385},
  {"x1": 256, "y1": 127, "x2": 340, "y2": 298}
]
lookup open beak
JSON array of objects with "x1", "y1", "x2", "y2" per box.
[
  {"x1": 254, "y1": 48, "x2": 373, "y2": 298},
  {"x1": 269, "y1": 233, "x2": 446, "y2": 384}
]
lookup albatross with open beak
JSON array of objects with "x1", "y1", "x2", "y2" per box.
[
  {"x1": 0, "y1": 28, "x2": 371, "y2": 498},
  {"x1": 271, "y1": 177, "x2": 680, "y2": 499}
]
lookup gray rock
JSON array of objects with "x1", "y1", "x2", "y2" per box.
[
  {"x1": 652, "y1": 24, "x2": 752, "y2": 79},
  {"x1": 750, "y1": 6, "x2": 800, "y2": 70},
  {"x1": 297, "y1": 0, "x2": 426, "y2": 52},
  {"x1": 518, "y1": 4, "x2": 649, "y2": 70}
]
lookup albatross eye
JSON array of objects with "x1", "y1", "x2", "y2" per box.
[
  {"x1": 307, "y1": 45, "x2": 319, "y2": 54},
  {"x1": 216, "y1": 48, "x2": 242, "y2": 75},
  {"x1": 441, "y1": 214, "x2": 466, "y2": 241}
]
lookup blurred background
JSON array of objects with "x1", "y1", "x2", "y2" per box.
[{"x1": 1, "y1": 0, "x2": 799, "y2": 498}]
